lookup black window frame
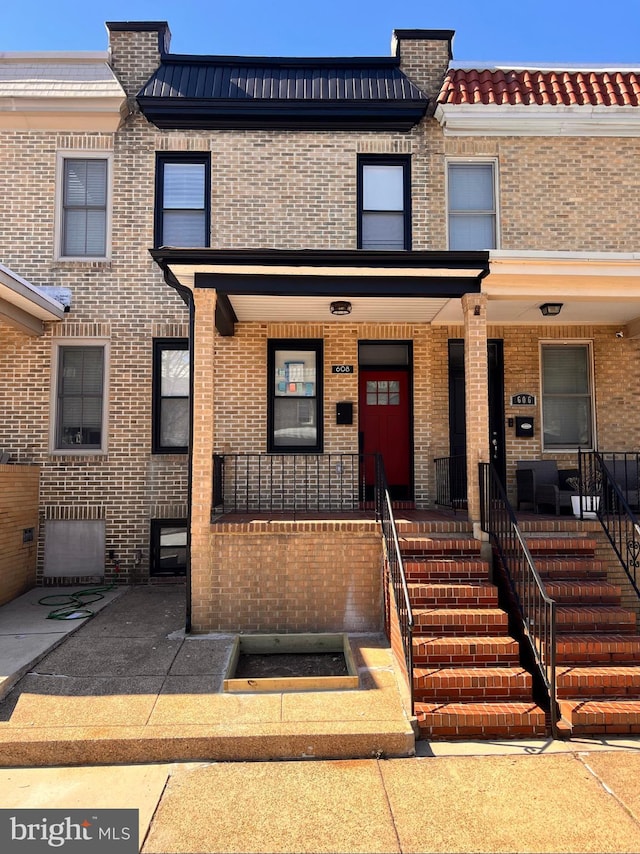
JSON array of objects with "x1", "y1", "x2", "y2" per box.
[
  {"x1": 267, "y1": 339, "x2": 323, "y2": 454},
  {"x1": 150, "y1": 518, "x2": 187, "y2": 577},
  {"x1": 154, "y1": 152, "x2": 211, "y2": 248},
  {"x1": 357, "y1": 154, "x2": 412, "y2": 250},
  {"x1": 152, "y1": 338, "x2": 189, "y2": 454}
]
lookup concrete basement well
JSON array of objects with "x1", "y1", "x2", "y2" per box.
[{"x1": 223, "y1": 633, "x2": 360, "y2": 693}]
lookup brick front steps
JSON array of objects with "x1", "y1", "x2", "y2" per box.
[
  {"x1": 530, "y1": 535, "x2": 640, "y2": 736},
  {"x1": 400, "y1": 535, "x2": 547, "y2": 740}
]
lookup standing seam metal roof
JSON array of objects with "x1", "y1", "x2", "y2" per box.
[{"x1": 139, "y1": 58, "x2": 427, "y2": 102}]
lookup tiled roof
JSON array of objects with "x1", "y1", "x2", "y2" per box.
[{"x1": 439, "y1": 68, "x2": 640, "y2": 107}]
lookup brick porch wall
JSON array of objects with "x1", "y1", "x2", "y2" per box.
[
  {"x1": 0, "y1": 464, "x2": 39, "y2": 605},
  {"x1": 191, "y1": 524, "x2": 383, "y2": 633}
]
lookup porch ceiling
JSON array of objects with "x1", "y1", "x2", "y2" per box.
[{"x1": 150, "y1": 248, "x2": 640, "y2": 333}]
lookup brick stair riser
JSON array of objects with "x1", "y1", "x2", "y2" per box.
[
  {"x1": 413, "y1": 672, "x2": 533, "y2": 702},
  {"x1": 413, "y1": 612, "x2": 508, "y2": 635},
  {"x1": 560, "y1": 700, "x2": 640, "y2": 735},
  {"x1": 404, "y1": 561, "x2": 488, "y2": 582},
  {"x1": 408, "y1": 585, "x2": 498, "y2": 608},
  {"x1": 556, "y1": 636, "x2": 640, "y2": 665},
  {"x1": 556, "y1": 609, "x2": 636, "y2": 634},
  {"x1": 536, "y1": 561, "x2": 606, "y2": 579},
  {"x1": 414, "y1": 704, "x2": 547, "y2": 740},
  {"x1": 545, "y1": 586, "x2": 621, "y2": 605},
  {"x1": 412, "y1": 637, "x2": 521, "y2": 666}
]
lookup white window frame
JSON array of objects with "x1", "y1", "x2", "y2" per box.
[
  {"x1": 49, "y1": 338, "x2": 110, "y2": 455},
  {"x1": 539, "y1": 340, "x2": 596, "y2": 452},
  {"x1": 54, "y1": 151, "x2": 113, "y2": 261},
  {"x1": 446, "y1": 158, "x2": 499, "y2": 251}
]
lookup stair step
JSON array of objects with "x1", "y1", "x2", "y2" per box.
[
  {"x1": 399, "y1": 537, "x2": 481, "y2": 557},
  {"x1": 407, "y1": 582, "x2": 498, "y2": 608},
  {"x1": 412, "y1": 635, "x2": 521, "y2": 665},
  {"x1": 413, "y1": 666, "x2": 532, "y2": 701},
  {"x1": 560, "y1": 698, "x2": 640, "y2": 735},
  {"x1": 546, "y1": 581, "x2": 621, "y2": 605},
  {"x1": 414, "y1": 701, "x2": 547, "y2": 739},
  {"x1": 556, "y1": 605, "x2": 636, "y2": 633},
  {"x1": 536, "y1": 558, "x2": 607, "y2": 579},
  {"x1": 556, "y1": 633, "x2": 640, "y2": 663},
  {"x1": 557, "y1": 665, "x2": 640, "y2": 697},
  {"x1": 526, "y1": 537, "x2": 598, "y2": 556},
  {"x1": 413, "y1": 608, "x2": 509, "y2": 635},
  {"x1": 404, "y1": 559, "x2": 488, "y2": 582}
]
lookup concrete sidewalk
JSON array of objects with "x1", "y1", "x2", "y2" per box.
[
  {"x1": 3, "y1": 750, "x2": 640, "y2": 852},
  {"x1": 3, "y1": 585, "x2": 640, "y2": 851}
]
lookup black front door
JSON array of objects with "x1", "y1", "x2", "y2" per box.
[{"x1": 448, "y1": 339, "x2": 506, "y2": 487}]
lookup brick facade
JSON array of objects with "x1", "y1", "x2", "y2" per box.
[{"x1": 1, "y1": 21, "x2": 640, "y2": 622}]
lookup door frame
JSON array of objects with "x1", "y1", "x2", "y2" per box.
[
  {"x1": 358, "y1": 340, "x2": 414, "y2": 501},
  {"x1": 447, "y1": 338, "x2": 506, "y2": 486}
]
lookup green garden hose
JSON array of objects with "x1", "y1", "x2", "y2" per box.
[{"x1": 38, "y1": 585, "x2": 116, "y2": 620}]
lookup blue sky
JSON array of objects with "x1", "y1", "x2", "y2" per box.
[{"x1": 2, "y1": 0, "x2": 640, "y2": 65}]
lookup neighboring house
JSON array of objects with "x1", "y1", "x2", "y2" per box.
[
  {"x1": 1, "y1": 21, "x2": 640, "y2": 627},
  {"x1": 0, "y1": 40, "x2": 190, "y2": 588}
]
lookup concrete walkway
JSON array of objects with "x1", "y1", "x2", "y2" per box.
[
  {"x1": 0, "y1": 584, "x2": 414, "y2": 765},
  {"x1": 3, "y1": 750, "x2": 640, "y2": 852},
  {"x1": 3, "y1": 585, "x2": 640, "y2": 851}
]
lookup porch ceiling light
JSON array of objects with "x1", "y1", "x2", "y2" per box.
[
  {"x1": 540, "y1": 302, "x2": 563, "y2": 317},
  {"x1": 330, "y1": 300, "x2": 352, "y2": 316}
]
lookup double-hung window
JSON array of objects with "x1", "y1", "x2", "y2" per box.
[
  {"x1": 54, "y1": 344, "x2": 107, "y2": 451},
  {"x1": 59, "y1": 155, "x2": 110, "y2": 259},
  {"x1": 447, "y1": 161, "x2": 497, "y2": 250},
  {"x1": 268, "y1": 340, "x2": 323, "y2": 453},
  {"x1": 358, "y1": 156, "x2": 411, "y2": 250},
  {"x1": 155, "y1": 154, "x2": 210, "y2": 247},
  {"x1": 541, "y1": 343, "x2": 594, "y2": 450},
  {"x1": 153, "y1": 340, "x2": 189, "y2": 453}
]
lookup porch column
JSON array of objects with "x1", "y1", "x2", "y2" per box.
[
  {"x1": 190, "y1": 288, "x2": 217, "y2": 630},
  {"x1": 462, "y1": 293, "x2": 490, "y2": 535}
]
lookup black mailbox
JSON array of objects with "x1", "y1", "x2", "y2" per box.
[
  {"x1": 336, "y1": 402, "x2": 353, "y2": 425},
  {"x1": 515, "y1": 416, "x2": 534, "y2": 438}
]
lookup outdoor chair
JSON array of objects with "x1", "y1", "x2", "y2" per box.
[
  {"x1": 603, "y1": 458, "x2": 640, "y2": 512},
  {"x1": 516, "y1": 460, "x2": 579, "y2": 515}
]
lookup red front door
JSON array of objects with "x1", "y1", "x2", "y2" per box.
[{"x1": 359, "y1": 369, "x2": 411, "y2": 499}]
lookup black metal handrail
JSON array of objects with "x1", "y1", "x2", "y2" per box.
[
  {"x1": 375, "y1": 455, "x2": 414, "y2": 712},
  {"x1": 479, "y1": 462, "x2": 558, "y2": 735},
  {"x1": 212, "y1": 453, "x2": 375, "y2": 517},
  {"x1": 434, "y1": 455, "x2": 467, "y2": 512},
  {"x1": 579, "y1": 449, "x2": 640, "y2": 597}
]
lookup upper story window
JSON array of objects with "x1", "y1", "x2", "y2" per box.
[
  {"x1": 155, "y1": 154, "x2": 210, "y2": 247},
  {"x1": 153, "y1": 340, "x2": 189, "y2": 453},
  {"x1": 541, "y1": 343, "x2": 594, "y2": 451},
  {"x1": 358, "y1": 156, "x2": 411, "y2": 250},
  {"x1": 447, "y1": 161, "x2": 497, "y2": 250},
  {"x1": 52, "y1": 343, "x2": 108, "y2": 453},
  {"x1": 57, "y1": 154, "x2": 111, "y2": 259}
]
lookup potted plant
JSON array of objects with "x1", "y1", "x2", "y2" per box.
[{"x1": 566, "y1": 472, "x2": 601, "y2": 519}]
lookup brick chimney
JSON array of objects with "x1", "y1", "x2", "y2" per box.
[
  {"x1": 391, "y1": 29, "x2": 454, "y2": 102},
  {"x1": 105, "y1": 21, "x2": 170, "y2": 101}
]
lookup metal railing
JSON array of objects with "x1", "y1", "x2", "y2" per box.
[
  {"x1": 376, "y1": 455, "x2": 414, "y2": 711},
  {"x1": 434, "y1": 455, "x2": 467, "y2": 512},
  {"x1": 212, "y1": 453, "x2": 374, "y2": 516},
  {"x1": 579, "y1": 449, "x2": 640, "y2": 597},
  {"x1": 480, "y1": 462, "x2": 558, "y2": 735}
]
